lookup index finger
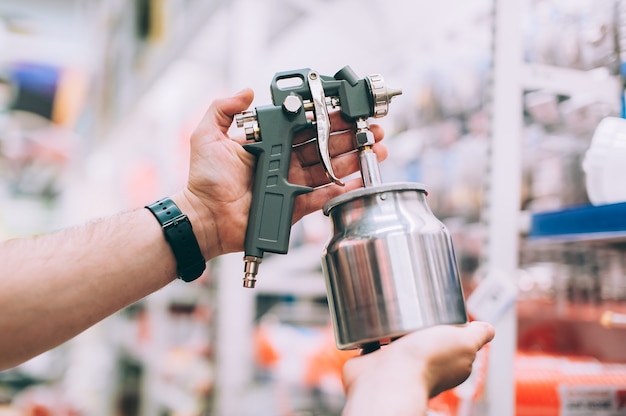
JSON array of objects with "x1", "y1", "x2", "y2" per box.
[{"x1": 328, "y1": 110, "x2": 357, "y2": 132}]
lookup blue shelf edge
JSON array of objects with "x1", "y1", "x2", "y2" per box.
[{"x1": 528, "y1": 202, "x2": 626, "y2": 242}]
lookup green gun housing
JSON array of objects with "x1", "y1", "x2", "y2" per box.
[{"x1": 235, "y1": 65, "x2": 402, "y2": 288}]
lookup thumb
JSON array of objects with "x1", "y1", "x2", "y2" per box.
[
  {"x1": 463, "y1": 321, "x2": 496, "y2": 349},
  {"x1": 198, "y1": 88, "x2": 255, "y2": 135}
]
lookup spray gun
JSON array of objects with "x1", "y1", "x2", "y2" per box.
[
  {"x1": 236, "y1": 66, "x2": 468, "y2": 352},
  {"x1": 235, "y1": 65, "x2": 401, "y2": 288}
]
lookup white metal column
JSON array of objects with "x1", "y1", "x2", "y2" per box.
[{"x1": 484, "y1": 0, "x2": 524, "y2": 414}]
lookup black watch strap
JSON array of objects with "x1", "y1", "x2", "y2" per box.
[{"x1": 146, "y1": 198, "x2": 206, "y2": 282}]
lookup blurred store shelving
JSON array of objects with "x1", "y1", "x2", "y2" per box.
[
  {"x1": 4, "y1": 0, "x2": 626, "y2": 415},
  {"x1": 0, "y1": 1, "x2": 225, "y2": 415}
]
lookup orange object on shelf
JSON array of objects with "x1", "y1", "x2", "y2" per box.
[
  {"x1": 303, "y1": 326, "x2": 358, "y2": 388},
  {"x1": 428, "y1": 350, "x2": 626, "y2": 416},
  {"x1": 253, "y1": 326, "x2": 281, "y2": 369},
  {"x1": 516, "y1": 352, "x2": 626, "y2": 416}
]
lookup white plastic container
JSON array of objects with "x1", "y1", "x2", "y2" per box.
[{"x1": 582, "y1": 117, "x2": 626, "y2": 205}]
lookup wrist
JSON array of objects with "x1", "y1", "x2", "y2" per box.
[
  {"x1": 342, "y1": 353, "x2": 429, "y2": 415},
  {"x1": 344, "y1": 376, "x2": 428, "y2": 416},
  {"x1": 170, "y1": 189, "x2": 216, "y2": 260},
  {"x1": 146, "y1": 197, "x2": 206, "y2": 282}
]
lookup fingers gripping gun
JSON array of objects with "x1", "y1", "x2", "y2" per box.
[{"x1": 234, "y1": 65, "x2": 402, "y2": 288}]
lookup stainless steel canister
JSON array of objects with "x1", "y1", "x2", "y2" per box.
[{"x1": 321, "y1": 182, "x2": 468, "y2": 350}]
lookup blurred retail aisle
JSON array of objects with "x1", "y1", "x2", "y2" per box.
[
  {"x1": 0, "y1": 2, "x2": 228, "y2": 415},
  {"x1": 3, "y1": 0, "x2": 626, "y2": 415}
]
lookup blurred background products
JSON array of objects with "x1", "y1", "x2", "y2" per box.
[{"x1": 3, "y1": 0, "x2": 626, "y2": 415}]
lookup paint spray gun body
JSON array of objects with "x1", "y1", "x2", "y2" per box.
[
  {"x1": 236, "y1": 65, "x2": 401, "y2": 288},
  {"x1": 236, "y1": 66, "x2": 468, "y2": 352}
]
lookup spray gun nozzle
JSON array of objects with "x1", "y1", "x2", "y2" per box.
[{"x1": 386, "y1": 87, "x2": 403, "y2": 101}]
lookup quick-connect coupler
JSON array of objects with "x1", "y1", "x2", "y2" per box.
[{"x1": 243, "y1": 255, "x2": 262, "y2": 288}]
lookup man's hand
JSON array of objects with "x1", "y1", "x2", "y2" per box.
[
  {"x1": 342, "y1": 322, "x2": 495, "y2": 415},
  {"x1": 175, "y1": 89, "x2": 387, "y2": 260}
]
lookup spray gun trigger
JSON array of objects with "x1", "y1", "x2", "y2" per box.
[{"x1": 308, "y1": 71, "x2": 344, "y2": 186}]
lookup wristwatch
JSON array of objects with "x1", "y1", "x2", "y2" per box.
[{"x1": 146, "y1": 197, "x2": 206, "y2": 282}]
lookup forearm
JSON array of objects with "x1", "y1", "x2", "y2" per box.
[{"x1": 0, "y1": 205, "x2": 179, "y2": 370}]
